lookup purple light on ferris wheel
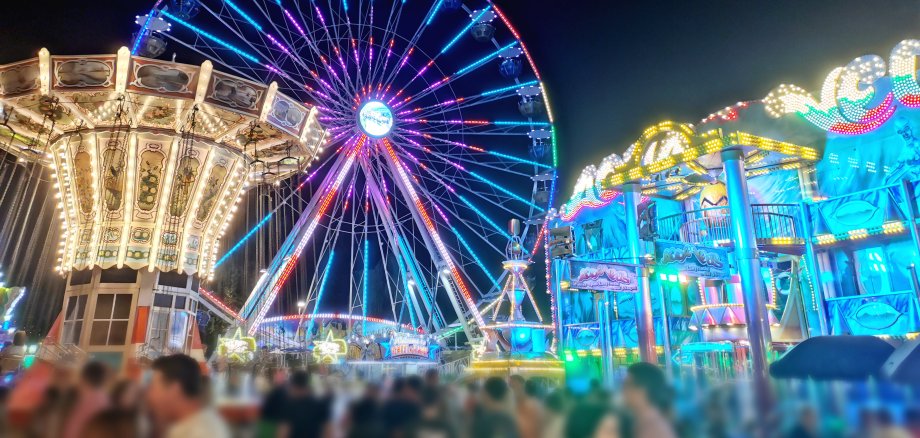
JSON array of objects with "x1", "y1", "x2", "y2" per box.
[
  {"x1": 266, "y1": 33, "x2": 291, "y2": 55},
  {"x1": 433, "y1": 203, "x2": 451, "y2": 225},
  {"x1": 283, "y1": 9, "x2": 306, "y2": 37},
  {"x1": 313, "y1": 5, "x2": 327, "y2": 27}
]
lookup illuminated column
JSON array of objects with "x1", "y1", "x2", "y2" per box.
[
  {"x1": 597, "y1": 291, "x2": 616, "y2": 384},
  {"x1": 551, "y1": 258, "x2": 566, "y2": 353},
  {"x1": 902, "y1": 180, "x2": 920, "y2": 262},
  {"x1": 722, "y1": 148, "x2": 772, "y2": 407},
  {"x1": 798, "y1": 201, "x2": 828, "y2": 336},
  {"x1": 622, "y1": 183, "x2": 656, "y2": 363},
  {"x1": 701, "y1": 278, "x2": 721, "y2": 305}
]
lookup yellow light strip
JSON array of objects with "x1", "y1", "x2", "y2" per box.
[
  {"x1": 600, "y1": 129, "x2": 817, "y2": 190},
  {"x1": 149, "y1": 135, "x2": 180, "y2": 271},
  {"x1": 118, "y1": 132, "x2": 138, "y2": 268}
]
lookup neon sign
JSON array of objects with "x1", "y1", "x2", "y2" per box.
[
  {"x1": 312, "y1": 331, "x2": 347, "y2": 364},
  {"x1": 656, "y1": 240, "x2": 730, "y2": 279},
  {"x1": 568, "y1": 260, "x2": 638, "y2": 292},
  {"x1": 218, "y1": 328, "x2": 257, "y2": 363},
  {"x1": 389, "y1": 333, "x2": 431, "y2": 360}
]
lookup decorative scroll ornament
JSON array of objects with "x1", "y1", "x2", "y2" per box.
[{"x1": 765, "y1": 39, "x2": 920, "y2": 135}]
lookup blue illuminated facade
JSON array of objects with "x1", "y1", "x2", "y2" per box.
[{"x1": 549, "y1": 39, "x2": 920, "y2": 384}]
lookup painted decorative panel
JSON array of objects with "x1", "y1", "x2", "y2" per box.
[
  {"x1": 204, "y1": 71, "x2": 266, "y2": 116},
  {"x1": 0, "y1": 59, "x2": 40, "y2": 97},
  {"x1": 51, "y1": 56, "x2": 116, "y2": 91}
]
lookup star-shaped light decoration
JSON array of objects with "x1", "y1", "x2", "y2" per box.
[
  {"x1": 312, "y1": 331, "x2": 347, "y2": 365},
  {"x1": 218, "y1": 328, "x2": 256, "y2": 363}
]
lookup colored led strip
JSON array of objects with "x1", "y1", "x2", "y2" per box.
[
  {"x1": 160, "y1": 10, "x2": 261, "y2": 63},
  {"x1": 381, "y1": 139, "x2": 485, "y2": 327},
  {"x1": 305, "y1": 250, "x2": 336, "y2": 337},
  {"x1": 261, "y1": 312, "x2": 421, "y2": 333},
  {"x1": 131, "y1": 0, "x2": 164, "y2": 55},
  {"x1": 362, "y1": 238, "x2": 369, "y2": 334},
  {"x1": 249, "y1": 136, "x2": 368, "y2": 334}
]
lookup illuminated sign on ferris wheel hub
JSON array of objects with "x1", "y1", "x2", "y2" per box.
[{"x1": 358, "y1": 101, "x2": 394, "y2": 138}]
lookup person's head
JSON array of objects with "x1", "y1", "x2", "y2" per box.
[
  {"x1": 565, "y1": 403, "x2": 621, "y2": 438},
  {"x1": 483, "y1": 376, "x2": 509, "y2": 407},
  {"x1": 80, "y1": 361, "x2": 108, "y2": 391},
  {"x1": 392, "y1": 377, "x2": 406, "y2": 396},
  {"x1": 797, "y1": 406, "x2": 818, "y2": 432},
  {"x1": 420, "y1": 386, "x2": 442, "y2": 418},
  {"x1": 525, "y1": 378, "x2": 543, "y2": 399},
  {"x1": 905, "y1": 406, "x2": 920, "y2": 429},
  {"x1": 424, "y1": 368, "x2": 439, "y2": 387},
  {"x1": 545, "y1": 390, "x2": 566, "y2": 414},
  {"x1": 403, "y1": 375, "x2": 424, "y2": 402},
  {"x1": 589, "y1": 378, "x2": 602, "y2": 392},
  {"x1": 878, "y1": 409, "x2": 895, "y2": 427},
  {"x1": 110, "y1": 380, "x2": 142, "y2": 411},
  {"x1": 363, "y1": 382, "x2": 381, "y2": 399},
  {"x1": 859, "y1": 408, "x2": 879, "y2": 430},
  {"x1": 81, "y1": 409, "x2": 139, "y2": 438},
  {"x1": 147, "y1": 354, "x2": 205, "y2": 424},
  {"x1": 623, "y1": 362, "x2": 671, "y2": 414},
  {"x1": 12, "y1": 331, "x2": 25, "y2": 347},
  {"x1": 509, "y1": 374, "x2": 525, "y2": 396},
  {"x1": 289, "y1": 370, "x2": 311, "y2": 396}
]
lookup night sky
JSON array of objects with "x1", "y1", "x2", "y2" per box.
[{"x1": 1, "y1": 1, "x2": 917, "y2": 191}]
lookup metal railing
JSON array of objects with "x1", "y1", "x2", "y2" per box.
[
  {"x1": 750, "y1": 204, "x2": 800, "y2": 242},
  {"x1": 437, "y1": 355, "x2": 471, "y2": 378},
  {"x1": 37, "y1": 342, "x2": 87, "y2": 365},
  {"x1": 655, "y1": 204, "x2": 801, "y2": 246}
]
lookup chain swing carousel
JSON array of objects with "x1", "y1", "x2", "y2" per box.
[{"x1": 0, "y1": 46, "x2": 326, "y2": 372}]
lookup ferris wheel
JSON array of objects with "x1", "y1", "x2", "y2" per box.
[{"x1": 133, "y1": 0, "x2": 558, "y2": 341}]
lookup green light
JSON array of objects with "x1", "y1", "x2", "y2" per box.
[{"x1": 551, "y1": 127, "x2": 558, "y2": 168}]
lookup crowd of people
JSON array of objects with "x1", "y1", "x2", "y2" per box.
[
  {"x1": 0, "y1": 353, "x2": 678, "y2": 438},
  {"x1": 2, "y1": 353, "x2": 920, "y2": 437}
]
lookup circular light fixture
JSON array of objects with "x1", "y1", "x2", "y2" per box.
[{"x1": 358, "y1": 100, "x2": 394, "y2": 137}]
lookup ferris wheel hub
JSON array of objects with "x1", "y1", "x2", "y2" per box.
[{"x1": 358, "y1": 100, "x2": 395, "y2": 138}]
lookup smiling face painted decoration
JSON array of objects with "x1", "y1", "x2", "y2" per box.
[{"x1": 699, "y1": 182, "x2": 728, "y2": 217}]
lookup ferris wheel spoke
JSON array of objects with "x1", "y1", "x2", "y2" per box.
[
  {"x1": 399, "y1": 80, "x2": 538, "y2": 119},
  {"x1": 244, "y1": 0, "x2": 357, "y2": 103},
  {"x1": 394, "y1": 41, "x2": 518, "y2": 109},
  {"x1": 366, "y1": 0, "x2": 409, "y2": 87},
  {"x1": 164, "y1": 3, "x2": 336, "y2": 105},
  {"x1": 376, "y1": 0, "x2": 442, "y2": 94},
  {"x1": 386, "y1": 5, "x2": 490, "y2": 98},
  {"x1": 362, "y1": 158, "x2": 444, "y2": 330},
  {"x1": 394, "y1": 132, "x2": 543, "y2": 177},
  {"x1": 391, "y1": 146, "x2": 517, "y2": 241},
  {"x1": 403, "y1": 173, "x2": 507, "y2": 293},
  {"x1": 393, "y1": 139, "x2": 542, "y2": 214}
]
